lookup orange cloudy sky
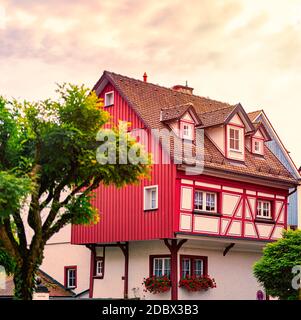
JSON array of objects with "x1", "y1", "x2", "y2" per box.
[{"x1": 1, "y1": 0, "x2": 301, "y2": 165}]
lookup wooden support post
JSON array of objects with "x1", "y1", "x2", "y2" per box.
[
  {"x1": 86, "y1": 244, "x2": 96, "y2": 299},
  {"x1": 164, "y1": 239, "x2": 187, "y2": 300}
]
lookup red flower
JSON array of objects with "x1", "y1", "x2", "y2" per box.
[
  {"x1": 143, "y1": 275, "x2": 172, "y2": 294},
  {"x1": 179, "y1": 275, "x2": 216, "y2": 292}
]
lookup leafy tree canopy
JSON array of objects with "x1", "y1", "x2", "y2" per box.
[
  {"x1": 253, "y1": 229, "x2": 301, "y2": 300},
  {"x1": 0, "y1": 84, "x2": 151, "y2": 299}
]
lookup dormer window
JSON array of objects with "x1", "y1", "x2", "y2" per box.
[
  {"x1": 226, "y1": 123, "x2": 244, "y2": 161},
  {"x1": 229, "y1": 128, "x2": 240, "y2": 151},
  {"x1": 104, "y1": 91, "x2": 114, "y2": 107},
  {"x1": 252, "y1": 138, "x2": 264, "y2": 155},
  {"x1": 180, "y1": 121, "x2": 194, "y2": 140}
]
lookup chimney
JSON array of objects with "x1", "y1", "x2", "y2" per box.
[
  {"x1": 172, "y1": 83, "x2": 194, "y2": 95},
  {"x1": 143, "y1": 72, "x2": 147, "y2": 82}
]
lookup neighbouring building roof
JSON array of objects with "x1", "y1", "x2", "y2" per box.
[
  {"x1": 95, "y1": 71, "x2": 297, "y2": 185},
  {"x1": 0, "y1": 270, "x2": 74, "y2": 299}
]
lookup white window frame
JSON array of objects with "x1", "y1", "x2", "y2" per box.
[
  {"x1": 153, "y1": 257, "x2": 171, "y2": 277},
  {"x1": 144, "y1": 185, "x2": 158, "y2": 210},
  {"x1": 104, "y1": 91, "x2": 114, "y2": 107},
  {"x1": 257, "y1": 200, "x2": 272, "y2": 219},
  {"x1": 229, "y1": 127, "x2": 240, "y2": 151},
  {"x1": 181, "y1": 121, "x2": 194, "y2": 140},
  {"x1": 194, "y1": 190, "x2": 217, "y2": 213},
  {"x1": 253, "y1": 138, "x2": 264, "y2": 155},
  {"x1": 66, "y1": 268, "x2": 76, "y2": 289},
  {"x1": 95, "y1": 259, "x2": 103, "y2": 277}
]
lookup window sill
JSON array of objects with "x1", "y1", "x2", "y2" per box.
[
  {"x1": 193, "y1": 211, "x2": 222, "y2": 217},
  {"x1": 104, "y1": 104, "x2": 114, "y2": 107},
  {"x1": 144, "y1": 208, "x2": 158, "y2": 212},
  {"x1": 229, "y1": 149, "x2": 243, "y2": 154},
  {"x1": 254, "y1": 218, "x2": 275, "y2": 224},
  {"x1": 93, "y1": 276, "x2": 104, "y2": 279}
]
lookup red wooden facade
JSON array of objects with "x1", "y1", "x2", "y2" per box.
[{"x1": 72, "y1": 83, "x2": 177, "y2": 244}]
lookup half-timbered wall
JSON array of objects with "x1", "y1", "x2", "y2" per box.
[{"x1": 177, "y1": 174, "x2": 287, "y2": 241}]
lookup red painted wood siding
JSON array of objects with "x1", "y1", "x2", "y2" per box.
[{"x1": 71, "y1": 83, "x2": 176, "y2": 243}]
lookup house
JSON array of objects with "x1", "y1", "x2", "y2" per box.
[
  {"x1": 70, "y1": 71, "x2": 299, "y2": 300},
  {"x1": 0, "y1": 269, "x2": 75, "y2": 300},
  {"x1": 40, "y1": 224, "x2": 91, "y2": 297},
  {"x1": 248, "y1": 110, "x2": 301, "y2": 229}
]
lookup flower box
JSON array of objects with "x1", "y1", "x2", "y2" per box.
[
  {"x1": 179, "y1": 275, "x2": 216, "y2": 292},
  {"x1": 143, "y1": 275, "x2": 172, "y2": 294}
]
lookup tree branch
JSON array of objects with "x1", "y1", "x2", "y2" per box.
[
  {"x1": 0, "y1": 220, "x2": 22, "y2": 261},
  {"x1": 12, "y1": 210, "x2": 27, "y2": 252}
]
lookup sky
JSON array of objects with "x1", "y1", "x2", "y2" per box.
[{"x1": 1, "y1": 0, "x2": 301, "y2": 165}]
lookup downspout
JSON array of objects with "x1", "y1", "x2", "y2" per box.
[
  {"x1": 288, "y1": 187, "x2": 297, "y2": 196},
  {"x1": 117, "y1": 242, "x2": 129, "y2": 299}
]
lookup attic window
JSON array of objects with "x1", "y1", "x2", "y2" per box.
[
  {"x1": 229, "y1": 128, "x2": 240, "y2": 151},
  {"x1": 180, "y1": 122, "x2": 194, "y2": 140},
  {"x1": 104, "y1": 91, "x2": 114, "y2": 107},
  {"x1": 252, "y1": 138, "x2": 264, "y2": 155}
]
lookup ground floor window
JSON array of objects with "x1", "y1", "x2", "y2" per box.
[
  {"x1": 180, "y1": 255, "x2": 208, "y2": 278},
  {"x1": 150, "y1": 255, "x2": 171, "y2": 277},
  {"x1": 95, "y1": 257, "x2": 104, "y2": 278},
  {"x1": 64, "y1": 266, "x2": 77, "y2": 289}
]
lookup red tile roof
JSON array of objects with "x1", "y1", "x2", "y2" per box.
[
  {"x1": 0, "y1": 270, "x2": 74, "y2": 298},
  {"x1": 98, "y1": 71, "x2": 297, "y2": 185}
]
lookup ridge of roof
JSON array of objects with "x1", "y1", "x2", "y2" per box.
[{"x1": 104, "y1": 70, "x2": 234, "y2": 109}]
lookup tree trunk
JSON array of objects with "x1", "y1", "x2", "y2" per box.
[
  {"x1": 13, "y1": 261, "x2": 39, "y2": 300},
  {"x1": 13, "y1": 246, "x2": 44, "y2": 300}
]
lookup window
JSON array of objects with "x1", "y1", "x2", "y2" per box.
[
  {"x1": 180, "y1": 121, "x2": 194, "y2": 140},
  {"x1": 257, "y1": 200, "x2": 272, "y2": 219},
  {"x1": 253, "y1": 138, "x2": 264, "y2": 155},
  {"x1": 65, "y1": 266, "x2": 77, "y2": 289},
  {"x1": 150, "y1": 256, "x2": 171, "y2": 277},
  {"x1": 104, "y1": 91, "x2": 114, "y2": 106},
  {"x1": 194, "y1": 190, "x2": 217, "y2": 213},
  {"x1": 95, "y1": 257, "x2": 104, "y2": 278},
  {"x1": 229, "y1": 128, "x2": 240, "y2": 151},
  {"x1": 144, "y1": 185, "x2": 158, "y2": 210},
  {"x1": 180, "y1": 256, "x2": 207, "y2": 278}
]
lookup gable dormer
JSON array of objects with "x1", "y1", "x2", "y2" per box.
[
  {"x1": 225, "y1": 113, "x2": 245, "y2": 161},
  {"x1": 160, "y1": 103, "x2": 201, "y2": 140},
  {"x1": 180, "y1": 111, "x2": 195, "y2": 140},
  {"x1": 202, "y1": 103, "x2": 255, "y2": 162},
  {"x1": 249, "y1": 123, "x2": 271, "y2": 156}
]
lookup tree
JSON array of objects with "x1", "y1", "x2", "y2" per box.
[
  {"x1": 0, "y1": 84, "x2": 151, "y2": 299},
  {"x1": 253, "y1": 229, "x2": 301, "y2": 300}
]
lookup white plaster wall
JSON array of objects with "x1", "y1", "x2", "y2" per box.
[
  {"x1": 41, "y1": 241, "x2": 91, "y2": 294},
  {"x1": 94, "y1": 240, "x2": 263, "y2": 300},
  {"x1": 178, "y1": 245, "x2": 262, "y2": 300},
  {"x1": 206, "y1": 127, "x2": 225, "y2": 154},
  {"x1": 93, "y1": 247, "x2": 124, "y2": 299}
]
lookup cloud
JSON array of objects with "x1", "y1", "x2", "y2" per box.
[{"x1": 1, "y1": 0, "x2": 301, "y2": 163}]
